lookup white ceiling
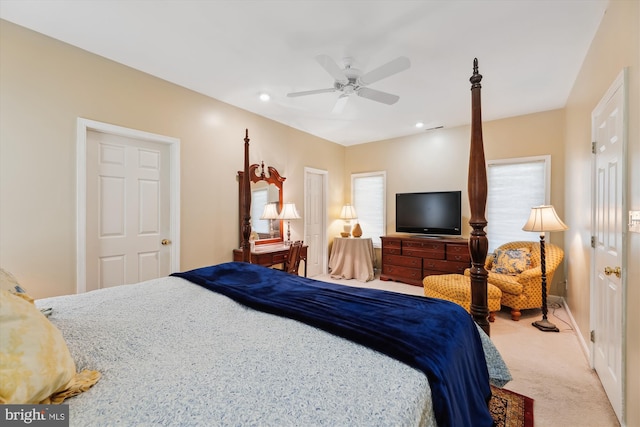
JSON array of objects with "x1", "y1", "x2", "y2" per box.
[{"x1": 0, "y1": 0, "x2": 608, "y2": 146}]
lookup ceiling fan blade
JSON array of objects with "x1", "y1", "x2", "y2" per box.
[
  {"x1": 316, "y1": 55, "x2": 348, "y2": 84},
  {"x1": 331, "y1": 94, "x2": 350, "y2": 114},
  {"x1": 356, "y1": 87, "x2": 400, "y2": 105},
  {"x1": 358, "y1": 56, "x2": 411, "y2": 86},
  {"x1": 287, "y1": 88, "x2": 336, "y2": 97}
]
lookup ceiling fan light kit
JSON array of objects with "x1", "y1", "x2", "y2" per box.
[{"x1": 287, "y1": 55, "x2": 411, "y2": 112}]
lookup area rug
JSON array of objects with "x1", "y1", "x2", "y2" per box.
[{"x1": 490, "y1": 385, "x2": 535, "y2": 427}]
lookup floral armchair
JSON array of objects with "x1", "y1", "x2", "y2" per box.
[{"x1": 465, "y1": 241, "x2": 564, "y2": 321}]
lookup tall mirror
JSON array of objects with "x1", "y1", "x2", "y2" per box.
[{"x1": 238, "y1": 162, "x2": 285, "y2": 246}]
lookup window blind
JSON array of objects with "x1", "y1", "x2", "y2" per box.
[
  {"x1": 352, "y1": 172, "x2": 386, "y2": 247},
  {"x1": 486, "y1": 157, "x2": 548, "y2": 252}
]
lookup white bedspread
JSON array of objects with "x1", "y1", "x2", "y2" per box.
[{"x1": 37, "y1": 275, "x2": 509, "y2": 427}]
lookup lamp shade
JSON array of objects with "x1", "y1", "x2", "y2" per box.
[
  {"x1": 340, "y1": 204, "x2": 358, "y2": 220},
  {"x1": 279, "y1": 202, "x2": 301, "y2": 220},
  {"x1": 522, "y1": 205, "x2": 568, "y2": 233},
  {"x1": 260, "y1": 203, "x2": 280, "y2": 220}
]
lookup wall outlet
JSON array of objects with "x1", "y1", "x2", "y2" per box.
[{"x1": 629, "y1": 211, "x2": 640, "y2": 233}]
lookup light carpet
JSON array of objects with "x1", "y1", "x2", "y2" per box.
[{"x1": 316, "y1": 273, "x2": 620, "y2": 427}]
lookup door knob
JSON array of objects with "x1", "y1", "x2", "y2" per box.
[
  {"x1": 161, "y1": 239, "x2": 172, "y2": 246},
  {"x1": 604, "y1": 266, "x2": 621, "y2": 278}
]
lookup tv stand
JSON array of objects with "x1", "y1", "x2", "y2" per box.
[{"x1": 380, "y1": 235, "x2": 470, "y2": 286}]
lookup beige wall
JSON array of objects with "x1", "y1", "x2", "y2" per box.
[
  {"x1": 0, "y1": 20, "x2": 346, "y2": 299},
  {"x1": 564, "y1": 0, "x2": 639, "y2": 425},
  {"x1": 345, "y1": 109, "x2": 567, "y2": 294},
  {"x1": 2, "y1": 3, "x2": 639, "y2": 423}
]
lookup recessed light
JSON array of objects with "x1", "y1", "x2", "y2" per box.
[
  {"x1": 415, "y1": 122, "x2": 424, "y2": 128},
  {"x1": 259, "y1": 93, "x2": 270, "y2": 102}
]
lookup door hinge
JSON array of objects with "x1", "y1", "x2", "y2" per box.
[
  {"x1": 590, "y1": 330, "x2": 595, "y2": 342},
  {"x1": 591, "y1": 236, "x2": 596, "y2": 248},
  {"x1": 592, "y1": 141, "x2": 596, "y2": 154}
]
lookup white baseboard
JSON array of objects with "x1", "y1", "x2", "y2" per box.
[{"x1": 556, "y1": 295, "x2": 592, "y2": 364}]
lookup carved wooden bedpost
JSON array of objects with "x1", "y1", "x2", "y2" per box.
[
  {"x1": 468, "y1": 59, "x2": 490, "y2": 335},
  {"x1": 241, "y1": 129, "x2": 252, "y2": 262}
]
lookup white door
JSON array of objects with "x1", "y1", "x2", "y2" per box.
[
  {"x1": 78, "y1": 119, "x2": 180, "y2": 292},
  {"x1": 591, "y1": 70, "x2": 626, "y2": 423},
  {"x1": 304, "y1": 168, "x2": 328, "y2": 276}
]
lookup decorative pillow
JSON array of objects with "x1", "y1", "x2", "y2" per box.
[
  {"x1": 491, "y1": 247, "x2": 532, "y2": 275},
  {"x1": 0, "y1": 268, "x2": 32, "y2": 303},
  {"x1": 0, "y1": 289, "x2": 100, "y2": 404},
  {"x1": 0, "y1": 268, "x2": 21, "y2": 290}
]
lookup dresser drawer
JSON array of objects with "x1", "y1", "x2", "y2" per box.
[
  {"x1": 403, "y1": 240, "x2": 445, "y2": 251},
  {"x1": 382, "y1": 247, "x2": 402, "y2": 256},
  {"x1": 382, "y1": 264, "x2": 423, "y2": 282},
  {"x1": 423, "y1": 259, "x2": 470, "y2": 274},
  {"x1": 382, "y1": 238, "x2": 402, "y2": 248},
  {"x1": 403, "y1": 247, "x2": 446, "y2": 260},
  {"x1": 384, "y1": 254, "x2": 422, "y2": 268},
  {"x1": 446, "y1": 244, "x2": 470, "y2": 263}
]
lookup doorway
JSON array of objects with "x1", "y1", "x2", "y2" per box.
[
  {"x1": 76, "y1": 118, "x2": 180, "y2": 293},
  {"x1": 304, "y1": 167, "x2": 328, "y2": 277},
  {"x1": 591, "y1": 69, "x2": 627, "y2": 423}
]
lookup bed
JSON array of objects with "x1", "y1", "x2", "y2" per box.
[
  {"x1": 30, "y1": 261, "x2": 509, "y2": 426},
  {"x1": 3, "y1": 60, "x2": 503, "y2": 426}
]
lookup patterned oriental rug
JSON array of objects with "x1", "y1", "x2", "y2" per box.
[{"x1": 489, "y1": 386, "x2": 535, "y2": 427}]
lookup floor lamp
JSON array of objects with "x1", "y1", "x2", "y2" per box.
[
  {"x1": 522, "y1": 205, "x2": 568, "y2": 332},
  {"x1": 279, "y1": 202, "x2": 300, "y2": 246}
]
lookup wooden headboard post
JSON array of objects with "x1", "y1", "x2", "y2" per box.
[
  {"x1": 241, "y1": 129, "x2": 252, "y2": 262},
  {"x1": 467, "y1": 59, "x2": 490, "y2": 335}
]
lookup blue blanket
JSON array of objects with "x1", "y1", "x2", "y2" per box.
[{"x1": 173, "y1": 262, "x2": 493, "y2": 427}]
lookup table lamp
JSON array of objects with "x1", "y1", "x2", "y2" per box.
[
  {"x1": 260, "y1": 203, "x2": 280, "y2": 238},
  {"x1": 279, "y1": 202, "x2": 300, "y2": 246},
  {"x1": 340, "y1": 204, "x2": 358, "y2": 237},
  {"x1": 522, "y1": 205, "x2": 568, "y2": 332}
]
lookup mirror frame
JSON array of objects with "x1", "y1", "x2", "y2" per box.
[{"x1": 238, "y1": 162, "x2": 285, "y2": 246}]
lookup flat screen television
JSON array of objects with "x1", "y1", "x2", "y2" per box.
[{"x1": 395, "y1": 191, "x2": 462, "y2": 235}]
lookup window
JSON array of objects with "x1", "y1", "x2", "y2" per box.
[
  {"x1": 351, "y1": 171, "x2": 386, "y2": 247},
  {"x1": 486, "y1": 156, "x2": 550, "y2": 252}
]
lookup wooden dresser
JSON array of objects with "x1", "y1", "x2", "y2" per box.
[{"x1": 380, "y1": 235, "x2": 470, "y2": 286}]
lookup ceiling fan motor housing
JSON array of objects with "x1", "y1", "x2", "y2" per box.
[{"x1": 334, "y1": 77, "x2": 359, "y2": 94}]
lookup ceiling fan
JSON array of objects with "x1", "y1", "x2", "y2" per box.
[{"x1": 287, "y1": 55, "x2": 411, "y2": 114}]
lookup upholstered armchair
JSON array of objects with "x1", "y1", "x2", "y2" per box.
[{"x1": 465, "y1": 241, "x2": 564, "y2": 321}]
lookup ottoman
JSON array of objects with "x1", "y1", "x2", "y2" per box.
[{"x1": 423, "y1": 274, "x2": 502, "y2": 322}]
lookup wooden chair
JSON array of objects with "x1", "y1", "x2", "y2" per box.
[{"x1": 283, "y1": 241, "x2": 303, "y2": 275}]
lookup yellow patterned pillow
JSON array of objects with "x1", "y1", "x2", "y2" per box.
[
  {"x1": 0, "y1": 268, "x2": 21, "y2": 290},
  {"x1": 491, "y1": 247, "x2": 532, "y2": 275},
  {"x1": 0, "y1": 289, "x2": 100, "y2": 404},
  {"x1": 0, "y1": 268, "x2": 33, "y2": 303}
]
